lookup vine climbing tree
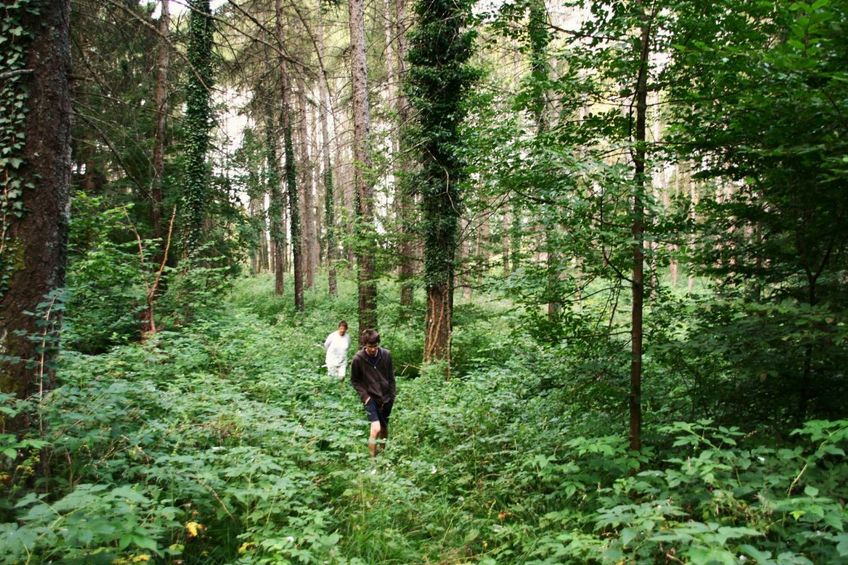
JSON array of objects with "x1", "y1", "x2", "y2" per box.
[
  {"x1": 0, "y1": 0, "x2": 72, "y2": 431},
  {"x1": 407, "y1": 0, "x2": 478, "y2": 368},
  {"x1": 182, "y1": 0, "x2": 214, "y2": 254}
]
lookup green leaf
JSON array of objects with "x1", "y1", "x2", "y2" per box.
[
  {"x1": 620, "y1": 527, "x2": 638, "y2": 547},
  {"x1": 836, "y1": 534, "x2": 848, "y2": 557}
]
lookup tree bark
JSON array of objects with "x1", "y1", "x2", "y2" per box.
[
  {"x1": 395, "y1": 0, "x2": 415, "y2": 311},
  {"x1": 629, "y1": 1, "x2": 651, "y2": 452},
  {"x1": 296, "y1": 78, "x2": 316, "y2": 290},
  {"x1": 317, "y1": 1, "x2": 337, "y2": 296},
  {"x1": 151, "y1": 0, "x2": 170, "y2": 243},
  {"x1": 527, "y1": 0, "x2": 559, "y2": 319},
  {"x1": 349, "y1": 0, "x2": 377, "y2": 334},
  {"x1": 0, "y1": 0, "x2": 72, "y2": 431},
  {"x1": 276, "y1": 0, "x2": 303, "y2": 310},
  {"x1": 265, "y1": 104, "x2": 286, "y2": 295},
  {"x1": 310, "y1": 97, "x2": 322, "y2": 272},
  {"x1": 413, "y1": 0, "x2": 475, "y2": 372},
  {"x1": 501, "y1": 210, "x2": 510, "y2": 275}
]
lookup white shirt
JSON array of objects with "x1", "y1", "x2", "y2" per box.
[{"x1": 324, "y1": 330, "x2": 350, "y2": 368}]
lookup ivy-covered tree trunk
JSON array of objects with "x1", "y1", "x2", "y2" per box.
[
  {"x1": 0, "y1": 0, "x2": 71, "y2": 430},
  {"x1": 183, "y1": 0, "x2": 213, "y2": 254},
  {"x1": 275, "y1": 0, "x2": 302, "y2": 311},
  {"x1": 629, "y1": 1, "x2": 651, "y2": 452},
  {"x1": 317, "y1": 2, "x2": 337, "y2": 297},
  {"x1": 349, "y1": 0, "x2": 377, "y2": 334},
  {"x1": 151, "y1": 0, "x2": 170, "y2": 243},
  {"x1": 408, "y1": 0, "x2": 477, "y2": 369}
]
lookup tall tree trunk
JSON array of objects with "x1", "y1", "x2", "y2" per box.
[
  {"x1": 265, "y1": 104, "x2": 286, "y2": 295},
  {"x1": 317, "y1": 2, "x2": 337, "y2": 296},
  {"x1": 527, "y1": 0, "x2": 558, "y2": 319},
  {"x1": 395, "y1": 0, "x2": 415, "y2": 311},
  {"x1": 276, "y1": 0, "x2": 303, "y2": 310},
  {"x1": 151, "y1": 0, "x2": 170, "y2": 243},
  {"x1": 296, "y1": 79, "x2": 316, "y2": 290},
  {"x1": 350, "y1": 0, "x2": 377, "y2": 334},
  {"x1": 249, "y1": 198, "x2": 259, "y2": 273},
  {"x1": 476, "y1": 210, "x2": 490, "y2": 290},
  {"x1": 669, "y1": 163, "x2": 683, "y2": 288},
  {"x1": 461, "y1": 219, "x2": 473, "y2": 300},
  {"x1": 412, "y1": 0, "x2": 476, "y2": 370},
  {"x1": 501, "y1": 210, "x2": 510, "y2": 275},
  {"x1": 310, "y1": 99, "x2": 323, "y2": 271},
  {"x1": 687, "y1": 162, "x2": 697, "y2": 293},
  {"x1": 0, "y1": 0, "x2": 72, "y2": 432},
  {"x1": 259, "y1": 163, "x2": 271, "y2": 273},
  {"x1": 183, "y1": 0, "x2": 213, "y2": 254},
  {"x1": 629, "y1": 1, "x2": 651, "y2": 452}
]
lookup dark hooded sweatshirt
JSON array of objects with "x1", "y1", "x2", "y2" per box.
[{"x1": 350, "y1": 347, "x2": 396, "y2": 407}]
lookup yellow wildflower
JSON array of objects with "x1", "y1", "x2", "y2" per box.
[{"x1": 186, "y1": 521, "x2": 205, "y2": 538}]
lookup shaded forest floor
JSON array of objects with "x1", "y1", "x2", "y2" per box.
[{"x1": 2, "y1": 275, "x2": 847, "y2": 564}]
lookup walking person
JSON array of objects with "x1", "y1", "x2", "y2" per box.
[
  {"x1": 324, "y1": 321, "x2": 351, "y2": 381},
  {"x1": 350, "y1": 329, "x2": 396, "y2": 457}
]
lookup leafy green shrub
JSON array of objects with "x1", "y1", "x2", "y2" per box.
[
  {"x1": 64, "y1": 194, "x2": 146, "y2": 353},
  {"x1": 156, "y1": 251, "x2": 233, "y2": 328}
]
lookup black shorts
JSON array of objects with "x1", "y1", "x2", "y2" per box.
[{"x1": 364, "y1": 398, "x2": 393, "y2": 429}]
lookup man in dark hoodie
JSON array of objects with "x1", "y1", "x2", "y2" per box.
[{"x1": 350, "y1": 328, "x2": 396, "y2": 457}]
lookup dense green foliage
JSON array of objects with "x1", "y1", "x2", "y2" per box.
[
  {"x1": 2, "y1": 0, "x2": 848, "y2": 562},
  {"x1": 665, "y1": 0, "x2": 848, "y2": 423},
  {"x1": 2, "y1": 276, "x2": 848, "y2": 563}
]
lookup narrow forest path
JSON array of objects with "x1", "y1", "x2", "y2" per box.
[{"x1": 43, "y1": 276, "x2": 538, "y2": 564}]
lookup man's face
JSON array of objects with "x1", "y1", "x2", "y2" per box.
[
  {"x1": 338, "y1": 325, "x2": 347, "y2": 336},
  {"x1": 364, "y1": 343, "x2": 379, "y2": 356}
]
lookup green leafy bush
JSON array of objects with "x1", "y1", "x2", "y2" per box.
[
  {"x1": 4, "y1": 276, "x2": 847, "y2": 563},
  {"x1": 64, "y1": 194, "x2": 146, "y2": 353}
]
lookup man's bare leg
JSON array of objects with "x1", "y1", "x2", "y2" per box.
[{"x1": 368, "y1": 421, "x2": 381, "y2": 457}]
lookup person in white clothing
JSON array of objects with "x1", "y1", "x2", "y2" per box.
[{"x1": 324, "y1": 320, "x2": 351, "y2": 380}]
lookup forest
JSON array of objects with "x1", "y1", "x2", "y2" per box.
[{"x1": 1, "y1": 0, "x2": 847, "y2": 562}]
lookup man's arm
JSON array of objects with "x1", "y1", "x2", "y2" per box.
[
  {"x1": 350, "y1": 357, "x2": 370, "y2": 404},
  {"x1": 323, "y1": 333, "x2": 333, "y2": 350}
]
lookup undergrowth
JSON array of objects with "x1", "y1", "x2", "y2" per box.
[{"x1": 1, "y1": 275, "x2": 846, "y2": 564}]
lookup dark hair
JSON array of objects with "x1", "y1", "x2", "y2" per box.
[
  {"x1": 338, "y1": 320, "x2": 348, "y2": 329},
  {"x1": 361, "y1": 328, "x2": 380, "y2": 346}
]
